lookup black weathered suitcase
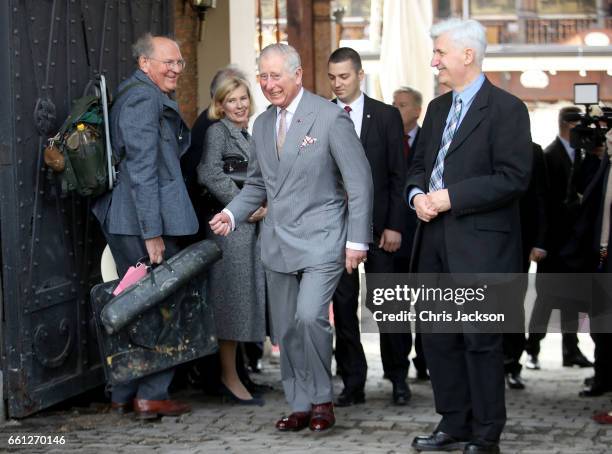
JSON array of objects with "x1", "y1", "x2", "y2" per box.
[
  {"x1": 100, "y1": 240, "x2": 222, "y2": 335},
  {"x1": 90, "y1": 240, "x2": 221, "y2": 385}
]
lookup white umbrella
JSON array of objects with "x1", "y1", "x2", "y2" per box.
[{"x1": 379, "y1": 0, "x2": 434, "y2": 108}]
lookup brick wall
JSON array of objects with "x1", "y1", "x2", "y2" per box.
[{"x1": 174, "y1": 1, "x2": 199, "y2": 127}]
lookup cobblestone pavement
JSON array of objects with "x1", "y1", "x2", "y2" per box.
[{"x1": 1, "y1": 333, "x2": 610, "y2": 454}]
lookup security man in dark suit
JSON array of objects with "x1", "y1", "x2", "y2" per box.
[
  {"x1": 392, "y1": 86, "x2": 428, "y2": 381},
  {"x1": 327, "y1": 47, "x2": 409, "y2": 406},
  {"x1": 406, "y1": 19, "x2": 532, "y2": 454},
  {"x1": 503, "y1": 142, "x2": 548, "y2": 390},
  {"x1": 524, "y1": 107, "x2": 593, "y2": 370}
]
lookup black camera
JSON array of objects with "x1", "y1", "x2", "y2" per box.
[{"x1": 567, "y1": 83, "x2": 612, "y2": 152}]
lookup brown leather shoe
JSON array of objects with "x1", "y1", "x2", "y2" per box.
[
  {"x1": 275, "y1": 411, "x2": 311, "y2": 431},
  {"x1": 309, "y1": 402, "x2": 335, "y2": 432},
  {"x1": 133, "y1": 399, "x2": 191, "y2": 420},
  {"x1": 110, "y1": 401, "x2": 133, "y2": 414}
]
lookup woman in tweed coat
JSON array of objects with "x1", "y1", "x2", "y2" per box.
[{"x1": 197, "y1": 76, "x2": 266, "y2": 405}]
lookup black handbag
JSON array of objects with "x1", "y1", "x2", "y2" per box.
[
  {"x1": 223, "y1": 154, "x2": 248, "y2": 188},
  {"x1": 202, "y1": 154, "x2": 248, "y2": 215}
]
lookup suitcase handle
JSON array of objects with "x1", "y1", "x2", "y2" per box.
[{"x1": 148, "y1": 260, "x2": 175, "y2": 287}]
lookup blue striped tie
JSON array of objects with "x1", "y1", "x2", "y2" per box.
[{"x1": 429, "y1": 97, "x2": 463, "y2": 192}]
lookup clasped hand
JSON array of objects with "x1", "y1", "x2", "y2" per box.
[{"x1": 413, "y1": 189, "x2": 451, "y2": 222}]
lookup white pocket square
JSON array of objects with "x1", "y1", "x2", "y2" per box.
[{"x1": 300, "y1": 136, "x2": 318, "y2": 148}]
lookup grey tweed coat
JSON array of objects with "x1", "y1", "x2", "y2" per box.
[{"x1": 197, "y1": 118, "x2": 266, "y2": 342}]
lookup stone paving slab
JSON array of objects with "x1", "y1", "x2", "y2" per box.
[{"x1": 1, "y1": 333, "x2": 611, "y2": 453}]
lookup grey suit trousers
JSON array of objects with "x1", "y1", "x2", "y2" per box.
[{"x1": 266, "y1": 262, "x2": 345, "y2": 412}]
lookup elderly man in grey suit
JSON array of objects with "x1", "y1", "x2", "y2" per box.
[
  {"x1": 210, "y1": 43, "x2": 373, "y2": 433},
  {"x1": 92, "y1": 34, "x2": 197, "y2": 419}
]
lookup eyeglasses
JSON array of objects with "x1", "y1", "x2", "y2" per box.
[{"x1": 147, "y1": 57, "x2": 186, "y2": 71}]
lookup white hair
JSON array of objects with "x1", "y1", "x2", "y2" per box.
[
  {"x1": 431, "y1": 19, "x2": 487, "y2": 66},
  {"x1": 258, "y1": 43, "x2": 301, "y2": 74}
]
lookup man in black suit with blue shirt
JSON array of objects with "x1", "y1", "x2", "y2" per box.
[{"x1": 406, "y1": 19, "x2": 532, "y2": 454}]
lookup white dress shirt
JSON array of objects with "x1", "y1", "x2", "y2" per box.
[
  {"x1": 335, "y1": 92, "x2": 367, "y2": 251},
  {"x1": 336, "y1": 92, "x2": 365, "y2": 138}
]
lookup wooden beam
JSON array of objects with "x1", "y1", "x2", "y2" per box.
[
  {"x1": 287, "y1": 0, "x2": 315, "y2": 91},
  {"x1": 286, "y1": 0, "x2": 332, "y2": 97}
]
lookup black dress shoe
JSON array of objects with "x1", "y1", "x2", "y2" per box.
[
  {"x1": 505, "y1": 372, "x2": 525, "y2": 390},
  {"x1": 463, "y1": 441, "x2": 500, "y2": 453},
  {"x1": 579, "y1": 380, "x2": 612, "y2": 397},
  {"x1": 334, "y1": 389, "x2": 365, "y2": 407},
  {"x1": 412, "y1": 432, "x2": 468, "y2": 452},
  {"x1": 563, "y1": 352, "x2": 593, "y2": 368},
  {"x1": 392, "y1": 380, "x2": 411, "y2": 406}
]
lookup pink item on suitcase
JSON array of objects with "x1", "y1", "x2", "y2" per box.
[{"x1": 112, "y1": 261, "x2": 149, "y2": 296}]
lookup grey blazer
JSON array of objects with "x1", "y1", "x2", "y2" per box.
[
  {"x1": 92, "y1": 70, "x2": 198, "y2": 239},
  {"x1": 226, "y1": 89, "x2": 374, "y2": 273}
]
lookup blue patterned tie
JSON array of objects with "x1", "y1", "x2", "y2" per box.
[{"x1": 429, "y1": 97, "x2": 463, "y2": 192}]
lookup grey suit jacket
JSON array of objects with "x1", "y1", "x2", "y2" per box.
[
  {"x1": 92, "y1": 69, "x2": 198, "y2": 239},
  {"x1": 226, "y1": 89, "x2": 374, "y2": 273}
]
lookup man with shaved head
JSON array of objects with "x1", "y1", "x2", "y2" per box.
[{"x1": 92, "y1": 33, "x2": 197, "y2": 419}]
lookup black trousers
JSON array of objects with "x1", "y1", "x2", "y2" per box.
[
  {"x1": 332, "y1": 240, "x2": 412, "y2": 391},
  {"x1": 591, "y1": 277, "x2": 612, "y2": 386},
  {"x1": 417, "y1": 218, "x2": 506, "y2": 442},
  {"x1": 103, "y1": 230, "x2": 181, "y2": 403},
  {"x1": 394, "y1": 256, "x2": 428, "y2": 376},
  {"x1": 526, "y1": 262, "x2": 585, "y2": 359},
  {"x1": 525, "y1": 292, "x2": 582, "y2": 359},
  {"x1": 502, "y1": 271, "x2": 528, "y2": 374}
]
